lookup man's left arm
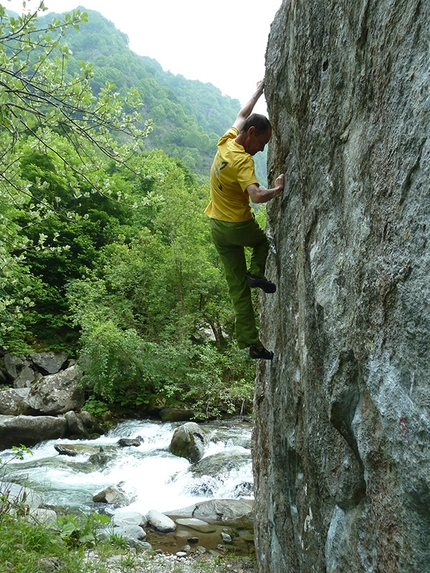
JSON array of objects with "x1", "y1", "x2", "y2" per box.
[
  {"x1": 233, "y1": 80, "x2": 265, "y2": 132},
  {"x1": 246, "y1": 174, "x2": 285, "y2": 204}
]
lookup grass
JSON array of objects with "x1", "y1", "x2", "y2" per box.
[
  {"x1": 0, "y1": 511, "x2": 256, "y2": 572},
  {"x1": 0, "y1": 512, "x2": 86, "y2": 573},
  {"x1": 0, "y1": 447, "x2": 254, "y2": 573}
]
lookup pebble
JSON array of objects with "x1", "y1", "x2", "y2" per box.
[{"x1": 84, "y1": 548, "x2": 256, "y2": 573}]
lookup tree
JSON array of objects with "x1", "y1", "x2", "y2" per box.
[{"x1": 0, "y1": 2, "x2": 151, "y2": 350}]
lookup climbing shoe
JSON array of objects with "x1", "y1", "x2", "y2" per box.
[
  {"x1": 249, "y1": 345, "x2": 274, "y2": 360},
  {"x1": 245, "y1": 272, "x2": 276, "y2": 293}
]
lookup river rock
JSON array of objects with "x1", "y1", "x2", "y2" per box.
[
  {"x1": 3, "y1": 353, "x2": 26, "y2": 379},
  {"x1": 0, "y1": 415, "x2": 67, "y2": 450},
  {"x1": 253, "y1": 1, "x2": 430, "y2": 572},
  {"x1": 0, "y1": 482, "x2": 42, "y2": 509},
  {"x1": 26, "y1": 364, "x2": 84, "y2": 415},
  {"x1": 79, "y1": 410, "x2": 105, "y2": 434},
  {"x1": 31, "y1": 351, "x2": 68, "y2": 374},
  {"x1": 169, "y1": 422, "x2": 206, "y2": 463},
  {"x1": 189, "y1": 451, "x2": 250, "y2": 478},
  {"x1": 168, "y1": 499, "x2": 254, "y2": 523},
  {"x1": 93, "y1": 485, "x2": 129, "y2": 506},
  {"x1": 64, "y1": 410, "x2": 86, "y2": 436},
  {"x1": 117, "y1": 437, "x2": 143, "y2": 447},
  {"x1": 97, "y1": 521, "x2": 152, "y2": 552},
  {"x1": 159, "y1": 408, "x2": 195, "y2": 422},
  {"x1": 0, "y1": 388, "x2": 31, "y2": 415},
  {"x1": 175, "y1": 518, "x2": 215, "y2": 534},
  {"x1": 112, "y1": 511, "x2": 147, "y2": 528},
  {"x1": 54, "y1": 444, "x2": 78, "y2": 457},
  {"x1": 146, "y1": 509, "x2": 176, "y2": 533},
  {"x1": 13, "y1": 365, "x2": 36, "y2": 388},
  {"x1": 29, "y1": 508, "x2": 58, "y2": 525},
  {"x1": 37, "y1": 558, "x2": 66, "y2": 573},
  {"x1": 113, "y1": 524, "x2": 146, "y2": 541}
]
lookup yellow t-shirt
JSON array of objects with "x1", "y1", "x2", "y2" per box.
[{"x1": 205, "y1": 127, "x2": 258, "y2": 222}]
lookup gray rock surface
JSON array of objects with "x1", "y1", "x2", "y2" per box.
[
  {"x1": 168, "y1": 499, "x2": 254, "y2": 523},
  {"x1": 0, "y1": 482, "x2": 42, "y2": 509},
  {"x1": 29, "y1": 508, "x2": 58, "y2": 525},
  {"x1": 3, "y1": 354, "x2": 26, "y2": 379},
  {"x1": 112, "y1": 511, "x2": 147, "y2": 528},
  {"x1": 27, "y1": 364, "x2": 84, "y2": 414},
  {"x1": 31, "y1": 351, "x2": 68, "y2": 374},
  {"x1": 93, "y1": 485, "x2": 129, "y2": 506},
  {"x1": 0, "y1": 388, "x2": 31, "y2": 415},
  {"x1": 13, "y1": 365, "x2": 36, "y2": 388},
  {"x1": 146, "y1": 509, "x2": 176, "y2": 533},
  {"x1": 175, "y1": 518, "x2": 215, "y2": 534},
  {"x1": 0, "y1": 415, "x2": 67, "y2": 450},
  {"x1": 253, "y1": 1, "x2": 430, "y2": 572},
  {"x1": 169, "y1": 422, "x2": 206, "y2": 463}
]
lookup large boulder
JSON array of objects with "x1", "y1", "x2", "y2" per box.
[
  {"x1": 0, "y1": 388, "x2": 31, "y2": 415},
  {"x1": 3, "y1": 355, "x2": 36, "y2": 388},
  {"x1": 169, "y1": 422, "x2": 206, "y2": 463},
  {"x1": 0, "y1": 482, "x2": 42, "y2": 509},
  {"x1": 3, "y1": 354, "x2": 26, "y2": 380},
  {"x1": 168, "y1": 499, "x2": 254, "y2": 523},
  {"x1": 26, "y1": 364, "x2": 84, "y2": 415},
  {"x1": 253, "y1": 1, "x2": 430, "y2": 572},
  {"x1": 13, "y1": 365, "x2": 37, "y2": 388},
  {"x1": 0, "y1": 415, "x2": 67, "y2": 450},
  {"x1": 30, "y1": 351, "x2": 68, "y2": 374}
]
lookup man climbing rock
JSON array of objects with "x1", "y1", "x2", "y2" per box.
[{"x1": 205, "y1": 79, "x2": 284, "y2": 360}]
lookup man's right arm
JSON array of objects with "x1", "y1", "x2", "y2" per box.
[
  {"x1": 246, "y1": 174, "x2": 285, "y2": 204},
  {"x1": 233, "y1": 80, "x2": 265, "y2": 132}
]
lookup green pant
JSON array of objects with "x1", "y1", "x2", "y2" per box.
[{"x1": 210, "y1": 217, "x2": 269, "y2": 349}]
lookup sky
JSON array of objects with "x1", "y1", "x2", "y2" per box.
[{"x1": 5, "y1": 0, "x2": 283, "y2": 113}]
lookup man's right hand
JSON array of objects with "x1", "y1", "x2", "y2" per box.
[{"x1": 274, "y1": 174, "x2": 285, "y2": 194}]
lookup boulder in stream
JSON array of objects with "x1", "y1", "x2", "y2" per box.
[
  {"x1": 169, "y1": 422, "x2": 206, "y2": 463},
  {"x1": 0, "y1": 414, "x2": 67, "y2": 450},
  {"x1": 93, "y1": 485, "x2": 129, "y2": 506},
  {"x1": 168, "y1": 499, "x2": 254, "y2": 523},
  {"x1": 159, "y1": 407, "x2": 195, "y2": 422},
  {"x1": 0, "y1": 482, "x2": 42, "y2": 510},
  {"x1": 146, "y1": 509, "x2": 176, "y2": 533}
]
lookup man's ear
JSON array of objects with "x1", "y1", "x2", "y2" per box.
[{"x1": 247, "y1": 125, "x2": 256, "y2": 136}]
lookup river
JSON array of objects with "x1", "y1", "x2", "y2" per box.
[{"x1": 0, "y1": 418, "x2": 253, "y2": 517}]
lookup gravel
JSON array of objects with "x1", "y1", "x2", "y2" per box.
[{"x1": 84, "y1": 549, "x2": 256, "y2": 573}]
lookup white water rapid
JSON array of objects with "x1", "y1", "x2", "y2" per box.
[{"x1": 0, "y1": 419, "x2": 253, "y2": 516}]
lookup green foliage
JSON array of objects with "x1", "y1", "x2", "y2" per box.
[
  {"x1": 65, "y1": 150, "x2": 254, "y2": 415},
  {"x1": 0, "y1": 5, "x2": 257, "y2": 415},
  {"x1": 0, "y1": 512, "x2": 113, "y2": 572},
  {"x1": 0, "y1": 514, "x2": 64, "y2": 573},
  {"x1": 53, "y1": 513, "x2": 111, "y2": 548},
  {"x1": 49, "y1": 9, "x2": 241, "y2": 175},
  {"x1": 0, "y1": 5, "x2": 150, "y2": 351}
]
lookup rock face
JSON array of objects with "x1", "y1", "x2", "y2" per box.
[{"x1": 253, "y1": 1, "x2": 430, "y2": 572}]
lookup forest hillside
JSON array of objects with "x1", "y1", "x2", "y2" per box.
[
  {"x1": 38, "y1": 8, "x2": 267, "y2": 180},
  {"x1": 1, "y1": 6, "x2": 260, "y2": 419}
]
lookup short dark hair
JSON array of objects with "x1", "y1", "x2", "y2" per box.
[{"x1": 240, "y1": 113, "x2": 272, "y2": 136}]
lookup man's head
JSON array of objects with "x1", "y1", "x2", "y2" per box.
[{"x1": 238, "y1": 114, "x2": 272, "y2": 156}]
